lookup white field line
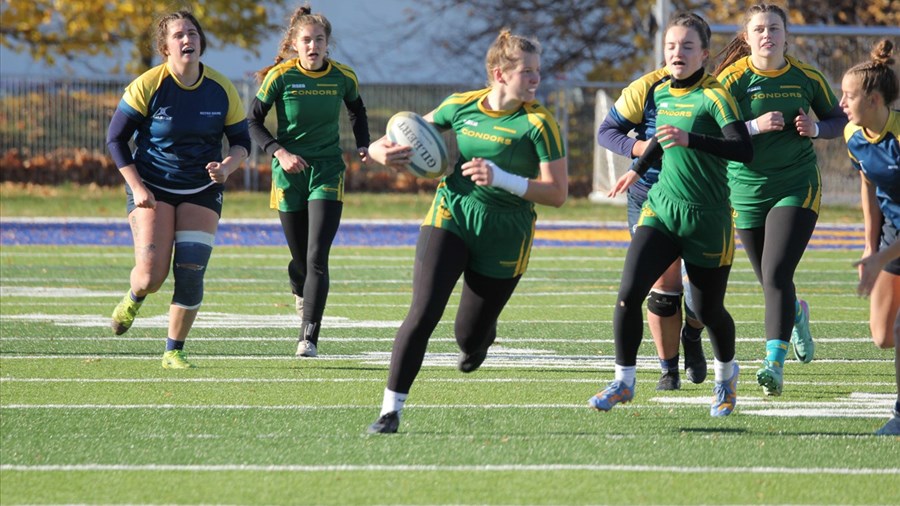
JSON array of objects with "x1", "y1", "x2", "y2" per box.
[
  {"x1": 2, "y1": 377, "x2": 893, "y2": 388},
  {"x1": 1, "y1": 463, "x2": 896, "y2": 475}
]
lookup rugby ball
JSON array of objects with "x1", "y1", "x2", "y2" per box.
[{"x1": 386, "y1": 111, "x2": 449, "y2": 179}]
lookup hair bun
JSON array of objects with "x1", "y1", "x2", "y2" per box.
[{"x1": 871, "y1": 39, "x2": 896, "y2": 67}]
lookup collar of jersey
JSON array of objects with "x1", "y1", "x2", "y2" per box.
[
  {"x1": 476, "y1": 92, "x2": 526, "y2": 117},
  {"x1": 859, "y1": 112, "x2": 895, "y2": 144},
  {"x1": 166, "y1": 63, "x2": 205, "y2": 90},
  {"x1": 295, "y1": 59, "x2": 332, "y2": 78},
  {"x1": 747, "y1": 55, "x2": 791, "y2": 78},
  {"x1": 665, "y1": 73, "x2": 706, "y2": 97}
]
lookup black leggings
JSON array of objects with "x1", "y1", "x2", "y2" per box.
[
  {"x1": 737, "y1": 206, "x2": 817, "y2": 342},
  {"x1": 614, "y1": 226, "x2": 735, "y2": 366},
  {"x1": 387, "y1": 226, "x2": 520, "y2": 393},
  {"x1": 278, "y1": 200, "x2": 343, "y2": 323}
]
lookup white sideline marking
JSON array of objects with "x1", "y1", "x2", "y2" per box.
[{"x1": 1, "y1": 463, "x2": 896, "y2": 475}]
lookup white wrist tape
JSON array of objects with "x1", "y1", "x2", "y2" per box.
[
  {"x1": 485, "y1": 160, "x2": 528, "y2": 197},
  {"x1": 812, "y1": 122, "x2": 820, "y2": 138},
  {"x1": 746, "y1": 119, "x2": 760, "y2": 136}
]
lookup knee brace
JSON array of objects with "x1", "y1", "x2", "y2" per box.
[
  {"x1": 646, "y1": 289, "x2": 682, "y2": 317},
  {"x1": 171, "y1": 231, "x2": 215, "y2": 310}
]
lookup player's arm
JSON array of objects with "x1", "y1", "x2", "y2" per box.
[
  {"x1": 860, "y1": 172, "x2": 883, "y2": 258},
  {"x1": 344, "y1": 96, "x2": 371, "y2": 159},
  {"x1": 663, "y1": 121, "x2": 753, "y2": 163},
  {"x1": 106, "y1": 108, "x2": 154, "y2": 209},
  {"x1": 597, "y1": 112, "x2": 641, "y2": 157}
]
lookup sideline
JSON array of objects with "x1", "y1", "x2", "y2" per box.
[{"x1": 0, "y1": 218, "x2": 864, "y2": 248}]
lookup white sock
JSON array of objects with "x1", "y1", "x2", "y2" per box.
[
  {"x1": 714, "y1": 359, "x2": 735, "y2": 383},
  {"x1": 381, "y1": 388, "x2": 407, "y2": 416},
  {"x1": 614, "y1": 365, "x2": 636, "y2": 386}
]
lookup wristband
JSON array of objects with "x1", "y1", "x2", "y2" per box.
[
  {"x1": 812, "y1": 122, "x2": 820, "y2": 138},
  {"x1": 746, "y1": 119, "x2": 760, "y2": 136},
  {"x1": 485, "y1": 160, "x2": 528, "y2": 197}
]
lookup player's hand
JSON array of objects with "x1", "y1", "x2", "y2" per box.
[
  {"x1": 206, "y1": 161, "x2": 231, "y2": 184},
  {"x1": 755, "y1": 111, "x2": 785, "y2": 133},
  {"x1": 274, "y1": 149, "x2": 309, "y2": 174},
  {"x1": 656, "y1": 125, "x2": 689, "y2": 148},
  {"x1": 357, "y1": 146, "x2": 370, "y2": 165},
  {"x1": 131, "y1": 184, "x2": 156, "y2": 209},
  {"x1": 794, "y1": 108, "x2": 817, "y2": 137},
  {"x1": 368, "y1": 137, "x2": 412, "y2": 171},
  {"x1": 461, "y1": 157, "x2": 493, "y2": 186},
  {"x1": 608, "y1": 170, "x2": 640, "y2": 198}
]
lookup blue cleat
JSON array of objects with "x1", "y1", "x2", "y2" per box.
[
  {"x1": 588, "y1": 379, "x2": 635, "y2": 411},
  {"x1": 790, "y1": 299, "x2": 815, "y2": 363},
  {"x1": 875, "y1": 415, "x2": 900, "y2": 436},
  {"x1": 756, "y1": 359, "x2": 784, "y2": 397},
  {"x1": 710, "y1": 363, "x2": 740, "y2": 417}
]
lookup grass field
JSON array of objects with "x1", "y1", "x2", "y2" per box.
[{"x1": 1, "y1": 239, "x2": 898, "y2": 505}]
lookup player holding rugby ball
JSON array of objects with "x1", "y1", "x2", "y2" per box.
[{"x1": 365, "y1": 28, "x2": 569, "y2": 434}]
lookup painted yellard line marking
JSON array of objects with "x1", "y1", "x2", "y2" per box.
[{"x1": 0, "y1": 464, "x2": 896, "y2": 475}]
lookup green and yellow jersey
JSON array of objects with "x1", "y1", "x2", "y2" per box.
[
  {"x1": 650, "y1": 73, "x2": 743, "y2": 206},
  {"x1": 255, "y1": 58, "x2": 361, "y2": 160},
  {"x1": 717, "y1": 55, "x2": 837, "y2": 185},
  {"x1": 431, "y1": 88, "x2": 566, "y2": 209}
]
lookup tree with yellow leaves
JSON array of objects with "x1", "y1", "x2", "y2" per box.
[{"x1": 0, "y1": 0, "x2": 288, "y2": 74}]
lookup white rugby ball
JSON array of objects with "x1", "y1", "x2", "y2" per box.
[{"x1": 385, "y1": 111, "x2": 449, "y2": 179}]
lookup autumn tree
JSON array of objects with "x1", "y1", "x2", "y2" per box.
[{"x1": 0, "y1": 0, "x2": 289, "y2": 75}]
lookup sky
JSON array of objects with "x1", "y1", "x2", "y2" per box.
[{"x1": 0, "y1": 1, "x2": 477, "y2": 84}]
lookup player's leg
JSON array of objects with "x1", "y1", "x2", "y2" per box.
[
  {"x1": 648, "y1": 261, "x2": 684, "y2": 390},
  {"x1": 293, "y1": 199, "x2": 343, "y2": 356},
  {"x1": 681, "y1": 261, "x2": 707, "y2": 384},
  {"x1": 590, "y1": 226, "x2": 680, "y2": 411},
  {"x1": 369, "y1": 227, "x2": 468, "y2": 433},
  {"x1": 684, "y1": 263, "x2": 738, "y2": 417},
  {"x1": 164, "y1": 200, "x2": 219, "y2": 369},
  {"x1": 278, "y1": 209, "x2": 309, "y2": 318},
  {"x1": 454, "y1": 269, "x2": 520, "y2": 373},
  {"x1": 111, "y1": 189, "x2": 175, "y2": 335},
  {"x1": 875, "y1": 308, "x2": 900, "y2": 436}
]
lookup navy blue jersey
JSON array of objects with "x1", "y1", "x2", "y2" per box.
[
  {"x1": 845, "y1": 109, "x2": 900, "y2": 229},
  {"x1": 599, "y1": 67, "x2": 671, "y2": 194},
  {"x1": 116, "y1": 63, "x2": 248, "y2": 192}
]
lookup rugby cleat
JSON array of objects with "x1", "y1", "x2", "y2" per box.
[
  {"x1": 756, "y1": 359, "x2": 784, "y2": 396},
  {"x1": 790, "y1": 299, "x2": 815, "y2": 363},
  {"x1": 295, "y1": 339, "x2": 317, "y2": 358},
  {"x1": 874, "y1": 416, "x2": 900, "y2": 436},
  {"x1": 458, "y1": 349, "x2": 488, "y2": 373},
  {"x1": 588, "y1": 379, "x2": 635, "y2": 411},
  {"x1": 710, "y1": 363, "x2": 740, "y2": 417},
  {"x1": 110, "y1": 292, "x2": 143, "y2": 335},
  {"x1": 367, "y1": 411, "x2": 400, "y2": 434},
  {"x1": 656, "y1": 370, "x2": 681, "y2": 391},
  {"x1": 162, "y1": 350, "x2": 196, "y2": 369}
]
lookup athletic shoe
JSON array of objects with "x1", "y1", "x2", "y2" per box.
[
  {"x1": 458, "y1": 349, "x2": 488, "y2": 373},
  {"x1": 756, "y1": 359, "x2": 784, "y2": 396},
  {"x1": 588, "y1": 379, "x2": 635, "y2": 411},
  {"x1": 710, "y1": 363, "x2": 740, "y2": 417},
  {"x1": 294, "y1": 295, "x2": 303, "y2": 319},
  {"x1": 110, "y1": 293, "x2": 142, "y2": 335},
  {"x1": 367, "y1": 411, "x2": 400, "y2": 434},
  {"x1": 296, "y1": 340, "x2": 317, "y2": 358},
  {"x1": 682, "y1": 332, "x2": 707, "y2": 384},
  {"x1": 162, "y1": 350, "x2": 196, "y2": 369},
  {"x1": 790, "y1": 299, "x2": 815, "y2": 363},
  {"x1": 874, "y1": 416, "x2": 900, "y2": 436},
  {"x1": 656, "y1": 370, "x2": 681, "y2": 390}
]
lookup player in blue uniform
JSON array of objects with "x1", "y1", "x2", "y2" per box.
[
  {"x1": 840, "y1": 39, "x2": 900, "y2": 435},
  {"x1": 106, "y1": 11, "x2": 250, "y2": 369},
  {"x1": 598, "y1": 67, "x2": 708, "y2": 391}
]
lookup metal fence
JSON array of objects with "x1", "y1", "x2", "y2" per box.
[{"x1": 0, "y1": 69, "x2": 865, "y2": 203}]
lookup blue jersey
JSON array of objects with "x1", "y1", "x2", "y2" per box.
[
  {"x1": 845, "y1": 109, "x2": 900, "y2": 229},
  {"x1": 604, "y1": 68, "x2": 670, "y2": 195},
  {"x1": 116, "y1": 63, "x2": 248, "y2": 192}
]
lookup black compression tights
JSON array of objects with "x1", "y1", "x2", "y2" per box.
[
  {"x1": 614, "y1": 226, "x2": 736, "y2": 366},
  {"x1": 279, "y1": 200, "x2": 343, "y2": 327},
  {"x1": 387, "y1": 226, "x2": 520, "y2": 393},
  {"x1": 737, "y1": 206, "x2": 817, "y2": 342}
]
